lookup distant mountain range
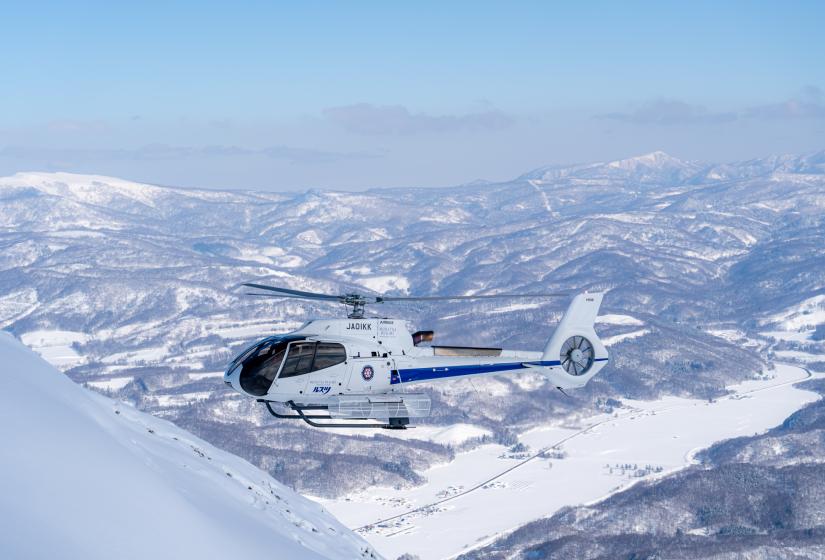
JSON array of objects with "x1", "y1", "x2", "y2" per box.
[{"x1": 1, "y1": 150, "x2": 824, "y2": 498}]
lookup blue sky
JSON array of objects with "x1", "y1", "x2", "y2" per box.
[{"x1": 1, "y1": 1, "x2": 824, "y2": 190}]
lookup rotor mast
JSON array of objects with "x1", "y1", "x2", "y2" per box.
[{"x1": 343, "y1": 294, "x2": 368, "y2": 318}]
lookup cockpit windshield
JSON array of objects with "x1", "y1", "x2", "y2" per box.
[
  {"x1": 237, "y1": 336, "x2": 299, "y2": 396},
  {"x1": 235, "y1": 336, "x2": 347, "y2": 396}
]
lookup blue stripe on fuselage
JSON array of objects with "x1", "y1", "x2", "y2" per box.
[
  {"x1": 393, "y1": 360, "x2": 556, "y2": 384},
  {"x1": 392, "y1": 357, "x2": 608, "y2": 385}
]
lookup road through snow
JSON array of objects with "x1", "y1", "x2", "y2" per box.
[{"x1": 319, "y1": 364, "x2": 820, "y2": 560}]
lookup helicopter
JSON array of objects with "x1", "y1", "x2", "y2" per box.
[{"x1": 224, "y1": 283, "x2": 609, "y2": 429}]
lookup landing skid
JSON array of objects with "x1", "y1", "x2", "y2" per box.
[{"x1": 259, "y1": 400, "x2": 410, "y2": 430}]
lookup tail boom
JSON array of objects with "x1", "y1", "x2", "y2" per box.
[{"x1": 391, "y1": 292, "x2": 608, "y2": 390}]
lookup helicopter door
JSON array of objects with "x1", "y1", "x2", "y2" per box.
[
  {"x1": 271, "y1": 340, "x2": 315, "y2": 397},
  {"x1": 304, "y1": 342, "x2": 348, "y2": 397}
]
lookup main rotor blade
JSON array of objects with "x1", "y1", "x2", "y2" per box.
[
  {"x1": 243, "y1": 292, "x2": 340, "y2": 300},
  {"x1": 242, "y1": 283, "x2": 342, "y2": 301},
  {"x1": 377, "y1": 293, "x2": 569, "y2": 302},
  {"x1": 242, "y1": 282, "x2": 570, "y2": 308}
]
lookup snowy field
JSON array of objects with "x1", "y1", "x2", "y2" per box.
[
  {"x1": 20, "y1": 329, "x2": 89, "y2": 368},
  {"x1": 319, "y1": 363, "x2": 821, "y2": 560}
]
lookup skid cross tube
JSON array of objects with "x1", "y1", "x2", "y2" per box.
[{"x1": 259, "y1": 400, "x2": 331, "y2": 420}]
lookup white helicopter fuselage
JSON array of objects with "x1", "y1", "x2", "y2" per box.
[
  {"x1": 262, "y1": 317, "x2": 547, "y2": 400},
  {"x1": 224, "y1": 293, "x2": 609, "y2": 426}
]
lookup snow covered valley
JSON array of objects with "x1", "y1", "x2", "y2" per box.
[
  {"x1": 2, "y1": 156, "x2": 825, "y2": 558},
  {"x1": 320, "y1": 364, "x2": 822, "y2": 559},
  {"x1": 0, "y1": 333, "x2": 378, "y2": 560}
]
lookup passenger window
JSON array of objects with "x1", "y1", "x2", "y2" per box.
[
  {"x1": 280, "y1": 342, "x2": 317, "y2": 378},
  {"x1": 312, "y1": 343, "x2": 347, "y2": 371}
]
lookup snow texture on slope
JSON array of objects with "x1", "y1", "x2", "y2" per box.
[{"x1": 0, "y1": 332, "x2": 379, "y2": 560}]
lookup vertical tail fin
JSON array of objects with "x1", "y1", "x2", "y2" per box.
[{"x1": 539, "y1": 292, "x2": 608, "y2": 389}]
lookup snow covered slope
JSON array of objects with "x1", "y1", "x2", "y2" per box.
[{"x1": 0, "y1": 332, "x2": 378, "y2": 560}]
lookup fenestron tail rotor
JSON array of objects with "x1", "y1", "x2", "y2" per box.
[
  {"x1": 241, "y1": 282, "x2": 569, "y2": 319},
  {"x1": 560, "y1": 335, "x2": 594, "y2": 376}
]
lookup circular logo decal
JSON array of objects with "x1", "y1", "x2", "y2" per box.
[{"x1": 361, "y1": 365, "x2": 375, "y2": 381}]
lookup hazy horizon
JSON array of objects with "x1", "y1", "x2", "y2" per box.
[
  {"x1": 4, "y1": 147, "x2": 825, "y2": 194},
  {"x1": 2, "y1": 1, "x2": 824, "y2": 191}
]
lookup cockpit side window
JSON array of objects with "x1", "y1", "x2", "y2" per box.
[
  {"x1": 279, "y1": 341, "x2": 317, "y2": 378},
  {"x1": 256, "y1": 344, "x2": 288, "y2": 383},
  {"x1": 312, "y1": 343, "x2": 347, "y2": 371}
]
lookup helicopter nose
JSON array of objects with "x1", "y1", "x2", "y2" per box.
[{"x1": 224, "y1": 364, "x2": 242, "y2": 391}]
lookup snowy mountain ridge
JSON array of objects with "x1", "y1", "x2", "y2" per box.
[
  {"x1": 518, "y1": 149, "x2": 825, "y2": 185},
  {"x1": 0, "y1": 332, "x2": 378, "y2": 560},
  {"x1": 1, "y1": 151, "x2": 824, "y2": 500}
]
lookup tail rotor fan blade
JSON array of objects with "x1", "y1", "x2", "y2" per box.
[{"x1": 560, "y1": 336, "x2": 595, "y2": 376}]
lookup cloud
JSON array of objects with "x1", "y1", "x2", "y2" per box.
[
  {"x1": 599, "y1": 88, "x2": 825, "y2": 126},
  {"x1": 0, "y1": 143, "x2": 378, "y2": 165},
  {"x1": 45, "y1": 119, "x2": 111, "y2": 133},
  {"x1": 322, "y1": 103, "x2": 515, "y2": 135},
  {"x1": 597, "y1": 98, "x2": 737, "y2": 125},
  {"x1": 260, "y1": 145, "x2": 381, "y2": 164},
  {"x1": 744, "y1": 86, "x2": 825, "y2": 120}
]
